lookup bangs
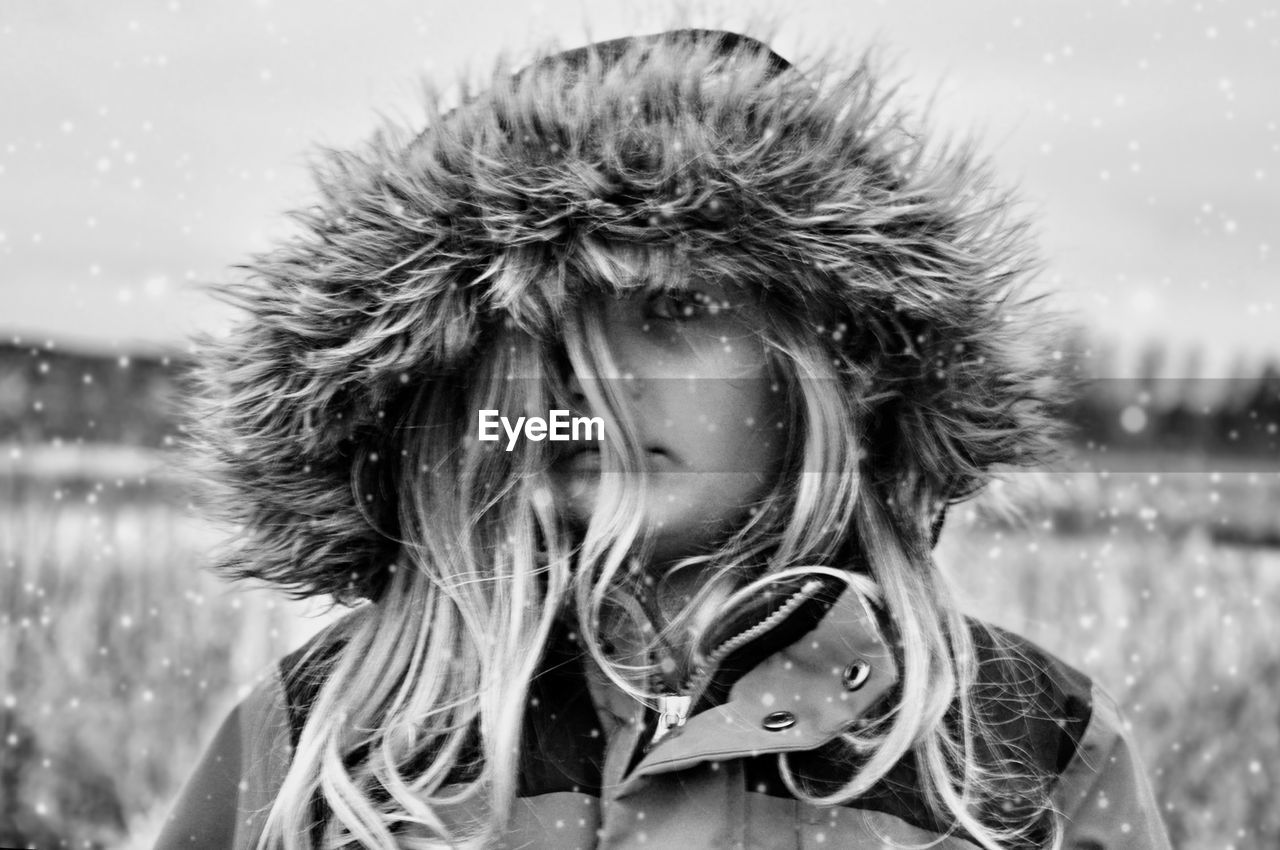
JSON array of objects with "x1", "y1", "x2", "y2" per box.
[
  {"x1": 563, "y1": 239, "x2": 691, "y2": 299},
  {"x1": 490, "y1": 240, "x2": 695, "y2": 344},
  {"x1": 557, "y1": 238, "x2": 789, "y2": 316}
]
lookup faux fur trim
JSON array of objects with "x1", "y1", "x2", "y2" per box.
[{"x1": 190, "y1": 30, "x2": 1065, "y2": 600}]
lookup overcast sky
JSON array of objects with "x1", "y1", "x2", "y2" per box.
[{"x1": 2, "y1": 0, "x2": 1276, "y2": 376}]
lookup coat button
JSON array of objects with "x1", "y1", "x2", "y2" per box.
[
  {"x1": 842, "y1": 659, "x2": 871, "y2": 691},
  {"x1": 761, "y1": 711, "x2": 796, "y2": 731}
]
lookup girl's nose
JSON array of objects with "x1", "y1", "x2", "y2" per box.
[
  {"x1": 556, "y1": 334, "x2": 643, "y2": 402},
  {"x1": 564, "y1": 364, "x2": 588, "y2": 406}
]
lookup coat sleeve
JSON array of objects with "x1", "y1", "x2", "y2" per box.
[
  {"x1": 1052, "y1": 683, "x2": 1171, "y2": 849},
  {"x1": 153, "y1": 667, "x2": 293, "y2": 850}
]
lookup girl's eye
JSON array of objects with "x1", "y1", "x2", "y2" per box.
[{"x1": 645, "y1": 290, "x2": 726, "y2": 321}]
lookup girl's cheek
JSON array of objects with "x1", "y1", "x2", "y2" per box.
[
  {"x1": 608, "y1": 321, "x2": 685, "y2": 376},
  {"x1": 647, "y1": 317, "x2": 764, "y2": 375},
  {"x1": 701, "y1": 331, "x2": 773, "y2": 379},
  {"x1": 606, "y1": 308, "x2": 768, "y2": 380}
]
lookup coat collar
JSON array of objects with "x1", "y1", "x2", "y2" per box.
[
  {"x1": 577, "y1": 576, "x2": 899, "y2": 782},
  {"x1": 632, "y1": 580, "x2": 898, "y2": 777}
]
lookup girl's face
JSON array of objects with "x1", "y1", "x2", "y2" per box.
[{"x1": 550, "y1": 281, "x2": 788, "y2": 567}]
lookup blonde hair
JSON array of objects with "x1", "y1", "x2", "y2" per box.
[
  {"x1": 188, "y1": 31, "x2": 1069, "y2": 850},
  {"x1": 254, "y1": 237, "x2": 1060, "y2": 849}
]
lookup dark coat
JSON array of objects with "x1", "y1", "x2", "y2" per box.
[{"x1": 155, "y1": 583, "x2": 1170, "y2": 848}]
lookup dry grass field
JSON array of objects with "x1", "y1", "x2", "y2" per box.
[
  {"x1": 940, "y1": 471, "x2": 1280, "y2": 850},
  {"x1": 2, "y1": 453, "x2": 1278, "y2": 849},
  {"x1": 1, "y1": 456, "x2": 335, "y2": 849}
]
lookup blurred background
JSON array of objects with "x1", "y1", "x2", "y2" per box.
[{"x1": 2, "y1": 1, "x2": 1277, "y2": 847}]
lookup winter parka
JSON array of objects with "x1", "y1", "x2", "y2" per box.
[
  {"x1": 156, "y1": 581, "x2": 1170, "y2": 849},
  {"x1": 164, "y1": 27, "x2": 1172, "y2": 850}
]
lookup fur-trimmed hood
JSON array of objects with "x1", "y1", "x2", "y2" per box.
[{"x1": 192, "y1": 29, "x2": 1064, "y2": 601}]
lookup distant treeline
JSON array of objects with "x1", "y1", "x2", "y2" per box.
[
  {"x1": 1062, "y1": 338, "x2": 1280, "y2": 464},
  {"x1": 0, "y1": 339, "x2": 184, "y2": 447},
  {"x1": 1, "y1": 337, "x2": 1278, "y2": 463}
]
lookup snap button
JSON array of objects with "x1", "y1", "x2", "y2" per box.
[
  {"x1": 761, "y1": 710, "x2": 796, "y2": 731},
  {"x1": 842, "y1": 659, "x2": 871, "y2": 691}
]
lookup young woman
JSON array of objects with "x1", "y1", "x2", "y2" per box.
[{"x1": 157, "y1": 29, "x2": 1170, "y2": 849}]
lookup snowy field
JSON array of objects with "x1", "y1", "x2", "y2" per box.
[{"x1": 3, "y1": 452, "x2": 1279, "y2": 848}]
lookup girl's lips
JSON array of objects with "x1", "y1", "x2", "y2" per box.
[
  {"x1": 554, "y1": 448, "x2": 674, "y2": 473},
  {"x1": 561, "y1": 447, "x2": 603, "y2": 473},
  {"x1": 645, "y1": 448, "x2": 677, "y2": 470}
]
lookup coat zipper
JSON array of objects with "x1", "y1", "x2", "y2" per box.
[
  {"x1": 643, "y1": 577, "x2": 826, "y2": 752},
  {"x1": 650, "y1": 693, "x2": 693, "y2": 745}
]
